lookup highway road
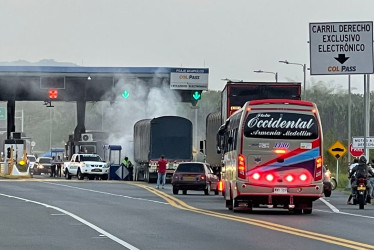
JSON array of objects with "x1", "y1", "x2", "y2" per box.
[{"x1": 0, "y1": 177, "x2": 373, "y2": 250}]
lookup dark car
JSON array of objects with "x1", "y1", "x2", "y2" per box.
[
  {"x1": 171, "y1": 162, "x2": 219, "y2": 195},
  {"x1": 33, "y1": 157, "x2": 52, "y2": 175}
]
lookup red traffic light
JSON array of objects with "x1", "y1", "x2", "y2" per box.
[{"x1": 49, "y1": 89, "x2": 58, "y2": 99}]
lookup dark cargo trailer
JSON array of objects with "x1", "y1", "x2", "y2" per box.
[
  {"x1": 134, "y1": 116, "x2": 193, "y2": 183},
  {"x1": 205, "y1": 112, "x2": 222, "y2": 174}
]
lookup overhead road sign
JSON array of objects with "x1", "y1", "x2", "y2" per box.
[
  {"x1": 352, "y1": 137, "x2": 374, "y2": 148},
  {"x1": 309, "y1": 21, "x2": 373, "y2": 75},
  {"x1": 170, "y1": 68, "x2": 209, "y2": 90},
  {"x1": 328, "y1": 140, "x2": 347, "y2": 159}
]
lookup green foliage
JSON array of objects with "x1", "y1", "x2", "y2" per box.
[{"x1": 306, "y1": 83, "x2": 370, "y2": 181}]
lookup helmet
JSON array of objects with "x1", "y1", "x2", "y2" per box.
[{"x1": 359, "y1": 155, "x2": 367, "y2": 164}]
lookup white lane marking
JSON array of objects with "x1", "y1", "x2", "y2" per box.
[
  {"x1": 313, "y1": 209, "x2": 334, "y2": 213},
  {"x1": 44, "y1": 182, "x2": 169, "y2": 205},
  {"x1": 319, "y1": 198, "x2": 340, "y2": 213},
  {"x1": 320, "y1": 198, "x2": 374, "y2": 219},
  {"x1": 0, "y1": 193, "x2": 139, "y2": 250},
  {"x1": 337, "y1": 211, "x2": 374, "y2": 219}
]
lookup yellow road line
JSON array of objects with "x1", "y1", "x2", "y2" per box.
[{"x1": 133, "y1": 183, "x2": 374, "y2": 250}]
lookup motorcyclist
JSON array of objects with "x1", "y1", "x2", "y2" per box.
[
  {"x1": 370, "y1": 160, "x2": 374, "y2": 198},
  {"x1": 347, "y1": 158, "x2": 359, "y2": 204},
  {"x1": 349, "y1": 155, "x2": 374, "y2": 204}
]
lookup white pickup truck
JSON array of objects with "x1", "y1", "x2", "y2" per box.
[{"x1": 63, "y1": 153, "x2": 109, "y2": 180}]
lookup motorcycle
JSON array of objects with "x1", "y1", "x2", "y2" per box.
[
  {"x1": 353, "y1": 177, "x2": 369, "y2": 209},
  {"x1": 323, "y1": 168, "x2": 333, "y2": 197}
]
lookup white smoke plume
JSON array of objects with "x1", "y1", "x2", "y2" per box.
[{"x1": 94, "y1": 73, "x2": 184, "y2": 161}]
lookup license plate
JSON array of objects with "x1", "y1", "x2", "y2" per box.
[
  {"x1": 357, "y1": 186, "x2": 366, "y2": 190},
  {"x1": 184, "y1": 176, "x2": 196, "y2": 181},
  {"x1": 274, "y1": 187, "x2": 287, "y2": 194},
  {"x1": 92, "y1": 169, "x2": 102, "y2": 172}
]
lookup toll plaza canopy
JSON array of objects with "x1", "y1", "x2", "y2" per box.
[
  {"x1": 0, "y1": 66, "x2": 173, "y2": 101},
  {"x1": 0, "y1": 65, "x2": 209, "y2": 139},
  {"x1": 0, "y1": 66, "x2": 209, "y2": 101}
]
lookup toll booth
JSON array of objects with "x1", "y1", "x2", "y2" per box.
[
  {"x1": 3, "y1": 137, "x2": 29, "y2": 174},
  {"x1": 103, "y1": 145, "x2": 128, "y2": 180}
]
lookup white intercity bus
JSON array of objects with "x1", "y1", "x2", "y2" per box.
[{"x1": 218, "y1": 99, "x2": 323, "y2": 214}]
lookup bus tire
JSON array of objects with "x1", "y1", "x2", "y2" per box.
[
  {"x1": 226, "y1": 199, "x2": 233, "y2": 210},
  {"x1": 232, "y1": 198, "x2": 238, "y2": 212},
  {"x1": 303, "y1": 208, "x2": 312, "y2": 214}
]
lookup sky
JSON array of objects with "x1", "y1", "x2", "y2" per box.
[{"x1": 2, "y1": 0, "x2": 374, "y2": 94}]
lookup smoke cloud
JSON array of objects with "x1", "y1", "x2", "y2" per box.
[{"x1": 90, "y1": 73, "x2": 184, "y2": 161}]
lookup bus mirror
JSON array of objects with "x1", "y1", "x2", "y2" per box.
[{"x1": 217, "y1": 146, "x2": 221, "y2": 154}]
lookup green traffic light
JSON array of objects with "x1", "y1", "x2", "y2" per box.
[
  {"x1": 122, "y1": 91, "x2": 130, "y2": 99},
  {"x1": 192, "y1": 91, "x2": 201, "y2": 100}
]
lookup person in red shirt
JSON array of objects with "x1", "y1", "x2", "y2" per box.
[{"x1": 156, "y1": 155, "x2": 167, "y2": 189}]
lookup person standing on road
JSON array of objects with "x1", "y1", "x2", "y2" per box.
[
  {"x1": 122, "y1": 157, "x2": 133, "y2": 181},
  {"x1": 50, "y1": 156, "x2": 56, "y2": 177},
  {"x1": 156, "y1": 155, "x2": 167, "y2": 189},
  {"x1": 56, "y1": 155, "x2": 62, "y2": 177}
]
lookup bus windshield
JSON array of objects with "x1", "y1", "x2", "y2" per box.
[{"x1": 244, "y1": 112, "x2": 319, "y2": 139}]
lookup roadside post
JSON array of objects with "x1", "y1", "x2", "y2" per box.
[{"x1": 328, "y1": 140, "x2": 347, "y2": 185}]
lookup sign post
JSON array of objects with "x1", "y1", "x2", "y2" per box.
[{"x1": 328, "y1": 140, "x2": 347, "y2": 185}]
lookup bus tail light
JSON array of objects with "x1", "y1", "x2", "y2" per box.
[
  {"x1": 251, "y1": 172, "x2": 260, "y2": 180},
  {"x1": 299, "y1": 173, "x2": 308, "y2": 182},
  {"x1": 265, "y1": 173, "x2": 274, "y2": 182},
  {"x1": 285, "y1": 174, "x2": 294, "y2": 182},
  {"x1": 314, "y1": 156, "x2": 323, "y2": 181},
  {"x1": 238, "y1": 154, "x2": 246, "y2": 179}
]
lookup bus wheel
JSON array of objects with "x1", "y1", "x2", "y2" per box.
[
  {"x1": 226, "y1": 199, "x2": 233, "y2": 210},
  {"x1": 232, "y1": 198, "x2": 239, "y2": 212},
  {"x1": 291, "y1": 208, "x2": 302, "y2": 214},
  {"x1": 303, "y1": 209, "x2": 312, "y2": 214}
]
